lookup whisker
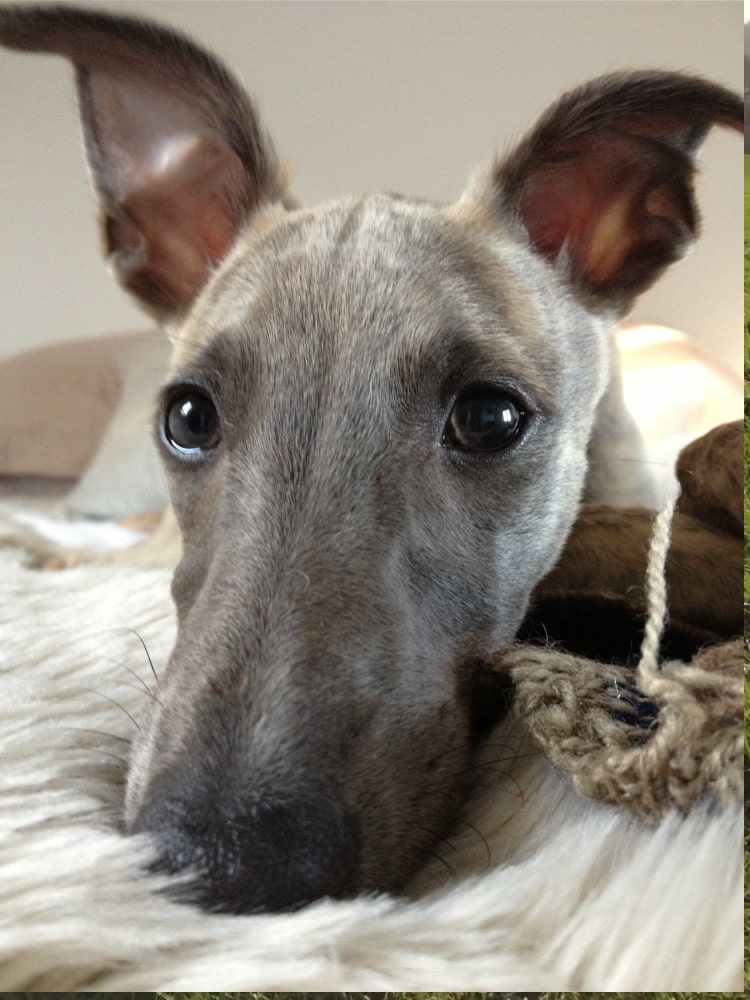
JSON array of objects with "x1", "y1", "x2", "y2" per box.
[
  {"x1": 101, "y1": 654, "x2": 154, "y2": 698},
  {"x1": 81, "y1": 688, "x2": 141, "y2": 731},
  {"x1": 475, "y1": 749, "x2": 541, "y2": 768},
  {"x1": 103, "y1": 626, "x2": 160, "y2": 685},
  {"x1": 60, "y1": 725, "x2": 130, "y2": 745},
  {"x1": 79, "y1": 746, "x2": 129, "y2": 767},
  {"x1": 428, "y1": 847, "x2": 456, "y2": 879},
  {"x1": 453, "y1": 816, "x2": 493, "y2": 869}
]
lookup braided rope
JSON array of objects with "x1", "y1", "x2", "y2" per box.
[
  {"x1": 503, "y1": 483, "x2": 742, "y2": 818},
  {"x1": 637, "y1": 489, "x2": 679, "y2": 677}
]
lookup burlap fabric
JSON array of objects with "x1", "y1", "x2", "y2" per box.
[
  {"x1": 491, "y1": 421, "x2": 743, "y2": 821},
  {"x1": 494, "y1": 637, "x2": 742, "y2": 820}
]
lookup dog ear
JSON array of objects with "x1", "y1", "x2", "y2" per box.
[
  {"x1": 473, "y1": 72, "x2": 742, "y2": 314},
  {"x1": 0, "y1": 4, "x2": 287, "y2": 320}
]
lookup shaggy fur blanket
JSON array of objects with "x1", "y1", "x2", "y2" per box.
[{"x1": 0, "y1": 492, "x2": 742, "y2": 990}]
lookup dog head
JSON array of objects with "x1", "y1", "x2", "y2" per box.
[{"x1": 1, "y1": 4, "x2": 740, "y2": 912}]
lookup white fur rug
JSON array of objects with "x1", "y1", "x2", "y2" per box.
[{"x1": 0, "y1": 501, "x2": 742, "y2": 990}]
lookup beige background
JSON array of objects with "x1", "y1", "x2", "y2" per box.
[{"x1": 0, "y1": 0, "x2": 742, "y2": 373}]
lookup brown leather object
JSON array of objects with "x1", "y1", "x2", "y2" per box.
[
  {"x1": 526, "y1": 422, "x2": 743, "y2": 657},
  {"x1": 676, "y1": 419, "x2": 742, "y2": 535}
]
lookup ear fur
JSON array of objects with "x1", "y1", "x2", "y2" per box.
[
  {"x1": 0, "y1": 3, "x2": 287, "y2": 320},
  {"x1": 480, "y1": 71, "x2": 742, "y2": 314}
]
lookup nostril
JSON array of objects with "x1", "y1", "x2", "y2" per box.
[{"x1": 133, "y1": 792, "x2": 360, "y2": 913}]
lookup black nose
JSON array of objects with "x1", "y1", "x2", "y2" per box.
[{"x1": 133, "y1": 792, "x2": 360, "y2": 913}]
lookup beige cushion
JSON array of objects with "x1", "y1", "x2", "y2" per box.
[
  {"x1": 67, "y1": 337, "x2": 171, "y2": 518},
  {"x1": 0, "y1": 332, "x2": 171, "y2": 517}
]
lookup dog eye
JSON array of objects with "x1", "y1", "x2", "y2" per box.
[
  {"x1": 164, "y1": 391, "x2": 222, "y2": 455},
  {"x1": 444, "y1": 387, "x2": 525, "y2": 452}
]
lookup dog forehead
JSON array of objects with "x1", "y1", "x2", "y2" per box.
[
  {"x1": 190, "y1": 194, "x2": 484, "y2": 328},
  {"x1": 174, "y1": 191, "x2": 596, "y2": 397}
]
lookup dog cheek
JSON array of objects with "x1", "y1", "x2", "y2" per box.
[{"x1": 170, "y1": 547, "x2": 207, "y2": 621}]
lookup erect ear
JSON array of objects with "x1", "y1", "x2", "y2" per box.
[
  {"x1": 0, "y1": 4, "x2": 288, "y2": 320},
  {"x1": 472, "y1": 71, "x2": 742, "y2": 315}
]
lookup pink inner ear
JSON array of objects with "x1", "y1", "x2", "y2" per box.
[
  {"x1": 521, "y1": 171, "x2": 637, "y2": 286},
  {"x1": 106, "y1": 134, "x2": 245, "y2": 312},
  {"x1": 87, "y1": 71, "x2": 249, "y2": 313},
  {"x1": 517, "y1": 132, "x2": 694, "y2": 291}
]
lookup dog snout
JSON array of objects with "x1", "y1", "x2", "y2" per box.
[{"x1": 133, "y1": 789, "x2": 360, "y2": 913}]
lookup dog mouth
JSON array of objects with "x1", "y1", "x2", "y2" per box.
[{"x1": 467, "y1": 659, "x2": 515, "y2": 745}]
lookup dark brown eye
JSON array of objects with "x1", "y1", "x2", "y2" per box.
[
  {"x1": 164, "y1": 391, "x2": 221, "y2": 455},
  {"x1": 444, "y1": 388, "x2": 524, "y2": 452}
]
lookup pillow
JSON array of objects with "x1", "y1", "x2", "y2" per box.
[
  {"x1": 0, "y1": 332, "x2": 171, "y2": 518},
  {"x1": 66, "y1": 337, "x2": 171, "y2": 518},
  {"x1": 0, "y1": 333, "x2": 135, "y2": 478}
]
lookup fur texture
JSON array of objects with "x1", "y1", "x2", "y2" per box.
[{"x1": 0, "y1": 513, "x2": 741, "y2": 990}]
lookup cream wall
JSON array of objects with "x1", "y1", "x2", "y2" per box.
[{"x1": 0, "y1": 0, "x2": 742, "y2": 373}]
